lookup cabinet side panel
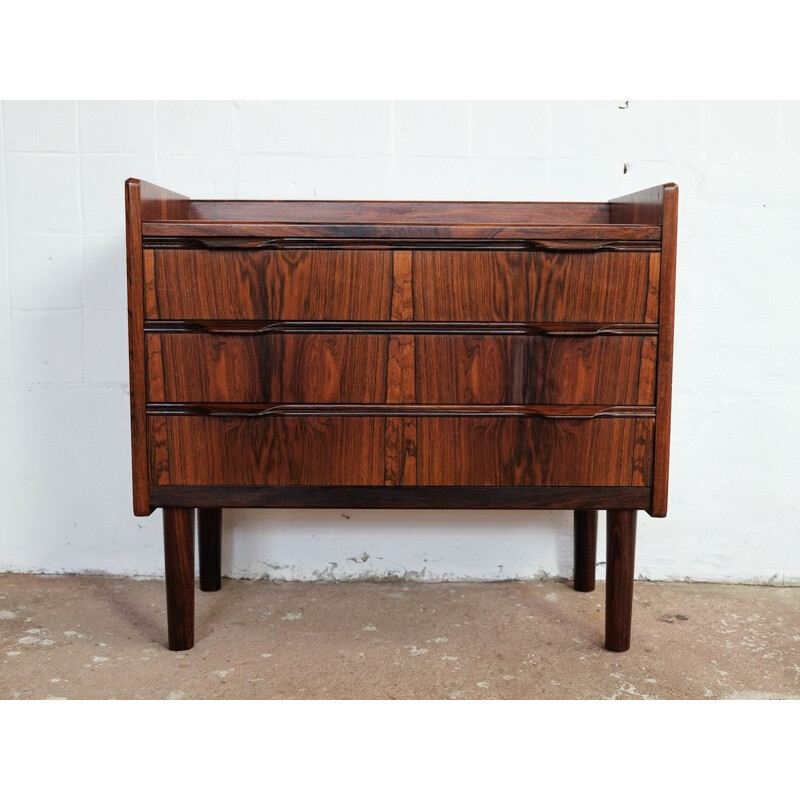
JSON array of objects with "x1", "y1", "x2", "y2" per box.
[
  {"x1": 651, "y1": 185, "x2": 678, "y2": 516},
  {"x1": 125, "y1": 180, "x2": 150, "y2": 515}
]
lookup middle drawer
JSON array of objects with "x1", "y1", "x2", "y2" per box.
[{"x1": 147, "y1": 332, "x2": 656, "y2": 406}]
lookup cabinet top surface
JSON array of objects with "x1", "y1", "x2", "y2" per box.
[{"x1": 128, "y1": 179, "x2": 676, "y2": 242}]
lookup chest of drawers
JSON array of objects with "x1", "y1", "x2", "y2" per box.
[{"x1": 125, "y1": 179, "x2": 678, "y2": 653}]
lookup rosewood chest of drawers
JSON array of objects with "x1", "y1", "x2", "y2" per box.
[{"x1": 125, "y1": 179, "x2": 678, "y2": 653}]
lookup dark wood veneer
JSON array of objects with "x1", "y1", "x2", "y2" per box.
[
  {"x1": 125, "y1": 180, "x2": 677, "y2": 653},
  {"x1": 142, "y1": 222, "x2": 662, "y2": 240},
  {"x1": 147, "y1": 414, "x2": 654, "y2": 488},
  {"x1": 148, "y1": 248, "x2": 393, "y2": 321},
  {"x1": 149, "y1": 485, "x2": 653, "y2": 510},
  {"x1": 147, "y1": 332, "x2": 656, "y2": 406}
]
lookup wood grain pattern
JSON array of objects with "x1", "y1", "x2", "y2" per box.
[
  {"x1": 149, "y1": 415, "x2": 171, "y2": 485},
  {"x1": 386, "y1": 251, "x2": 417, "y2": 484},
  {"x1": 127, "y1": 181, "x2": 195, "y2": 515},
  {"x1": 147, "y1": 333, "x2": 389, "y2": 403},
  {"x1": 391, "y1": 251, "x2": 414, "y2": 321},
  {"x1": 147, "y1": 333, "x2": 654, "y2": 406},
  {"x1": 631, "y1": 419, "x2": 653, "y2": 487},
  {"x1": 125, "y1": 179, "x2": 149, "y2": 514},
  {"x1": 609, "y1": 185, "x2": 666, "y2": 226},
  {"x1": 139, "y1": 180, "x2": 192, "y2": 222},
  {"x1": 150, "y1": 249, "x2": 393, "y2": 320},
  {"x1": 610, "y1": 182, "x2": 678, "y2": 516},
  {"x1": 147, "y1": 238, "x2": 660, "y2": 252},
  {"x1": 142, "y1": 222, "x2": 661, "y2": 241},
  {"x1": 645, "y1": 253, "x2": 660, "y2": 323},
  {"x1": 150, "y1": 485, "x2": 652, "y2": 510},
  {"x1": 605, "y1": 509, "x2": 637, "y2": 651},
  {"x1": 415, "y1": 335, "x2": 656, "y2": 405},
  {"x1": 185, "y1": 200, "x2": 613, "y2": 224},
  {"x1": 148, "y1": 415, "x2": 653, "y2": 488},
  {"x1": 149, "y1": 416, "x2": 386, "y2": 486},
  {"x1": 146, "y1": 403, "x2": 653, "y2": 418},
  {"x1": 384, "y1": 415, "x2": 417, "y2": 486},
  {"x1": 652, "y1": 186, "x2": 678, "y2": 516},
  {"x1": 636, "y1": 337, "x2": 658, "y2": 406},
  {"x1": 145, "y1": 320, "x2": 658, "y2": 336},
  {"x1": 143, "y1": 249, "x2": 158, "y2": 319},
  {"x1": 163, "y1": 507, "x2": 195, "y2": 651},
  {"x1": 412, "y1": 250, "x2": 655, "y2": 322},
  {"x1": 417, "y1": 417, "x2": 653, "y2": 487}
]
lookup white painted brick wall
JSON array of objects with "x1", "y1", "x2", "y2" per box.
[
  {"x1": 156, "y1": 101, "x2": 234, "y2": 155},
  {"x1": 237, "y1": 100, "x2": 316, "y2": 155},
  {"x1": 4, "y1": 101, "x2": 78, "y2": 153},
  {"x1": 395, "y1": 100, "x2": 471, "y2": 157},
  {"x1": 79, "y1": 101, "x2": 155, "y2": 153},
  {"x1": 9, "y1": 234, "x2": 83, "y2": 309},
  {"x1": 1, "y1": 100, "x2": 798, "y2": 585},
  {"x1": 6, "y1": 154, "x2": 81, "y2": 232}
]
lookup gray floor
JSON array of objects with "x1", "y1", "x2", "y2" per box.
[{"x1": 1, "y1": 574, "x2": 798, "y2": 699}]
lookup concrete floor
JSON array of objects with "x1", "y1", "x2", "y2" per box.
[{"x1": 1, "y1": 574, "x2": 798, "y2": 699}]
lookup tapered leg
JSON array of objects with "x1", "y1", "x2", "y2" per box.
[
  {"x1": 163, "y1": 507, "x2": 195, "y2": 651},
  {"x1": 573, "y1": 510, "x2": 598, "y2": 592},
  {"x1": 198, "y1": 508, "x2": 222, "y2": 592},
  {"x1": 605, "y1": 509, "x2": 637, "y2": 652}
]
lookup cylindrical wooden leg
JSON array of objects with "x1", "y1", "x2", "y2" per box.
[
  {"x1": 605, "y1": 509, "x2": 637, "y2": 652},
  {"x1": 163, "y1": 507, "x2": 195, "y2": 651},
  {"x1": 198, "y1": 508, "x2": 222, "y2": 592},
  {"x1": 573, "y1": 510, "x2": 598, "y2": 592}
]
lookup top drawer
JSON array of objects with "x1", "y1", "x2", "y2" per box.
[
  {"x1": 145, "y1": 248, "x2": 659, "y2": 323},
  {"x1": 145, "y1": 249, "x2": 394, "y2": 320},
  {"x1": 412, "y1": 250, "x2": 659, "y2": 323}
]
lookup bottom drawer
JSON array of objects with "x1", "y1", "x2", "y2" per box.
[{"x1": 148, "y1": 415, "x2": 653, "y2": 488}]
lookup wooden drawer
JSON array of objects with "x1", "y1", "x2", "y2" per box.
[
  {"x1": 147, "y1": 332, "x2": 390, "y2": 404},
  {"x1": 415, "y1": 334, "x2": 656, "y2": 405},
  {"x1": 149, "y1": 415, "x2": 386, "y2": 486},
  {"x1": 145, "y1": 249, "x2": 394, "y2": 320},
  {"x1": 417, "y1": 417, "x2": 653, "y2": 487},
  {"x1": 413, "y1": 250, "x2": 660, "y2": 323},
  {"x1": 145, "y1": 248, "x2": 659, "y2": 324},
  {"x1": 147, "y1": 414, "x2": 653, "y2": 487},
  {"x1": 146, "y1": 332, "x2": 656, "y2": 405}
]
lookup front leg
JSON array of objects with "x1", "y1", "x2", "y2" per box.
[
  {"x1": 163, "y1": 507, "x2": 195, "y2": 651},
  {"x1": 604, "y1": 509, "x2": 637, "y2": 652}
]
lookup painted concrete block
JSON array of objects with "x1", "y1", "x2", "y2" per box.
[
  {"x1": 83, "y1": 309, "x2": 129, "y2": 384},
  {"x1": 156, "y1": 101, "x2": 234, "y2": 155},
  {"x1": 313, "y1": 101, "x2": 392, "y2": 157},
  {"x1": 11, "y1": 309, "x2": 83, "y2": 384},
  {"x1": 5, "y1": 154, "x2": 81, "y2": 233},
  {"x1": 471, "y1": 100, "x2": 549, "y2": 159},
  {"x1": 79, "y1": 101, "x2": 155, "y2": 153},
  {"x1": 4, "y1": 100, "x2": 78, "y2": 152},
  {"x1": 82, "y1": 233, "x2": 127, "y2": 310},
  {"x1": 238, "y1": 100, "x2": 316, "y2": 155},
  {"x1": 9, "y1": 233, "x2": 83, "y2": 309},
  {"x1": 395, "y1": 100, "x2": 470, "y2": 157}
]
